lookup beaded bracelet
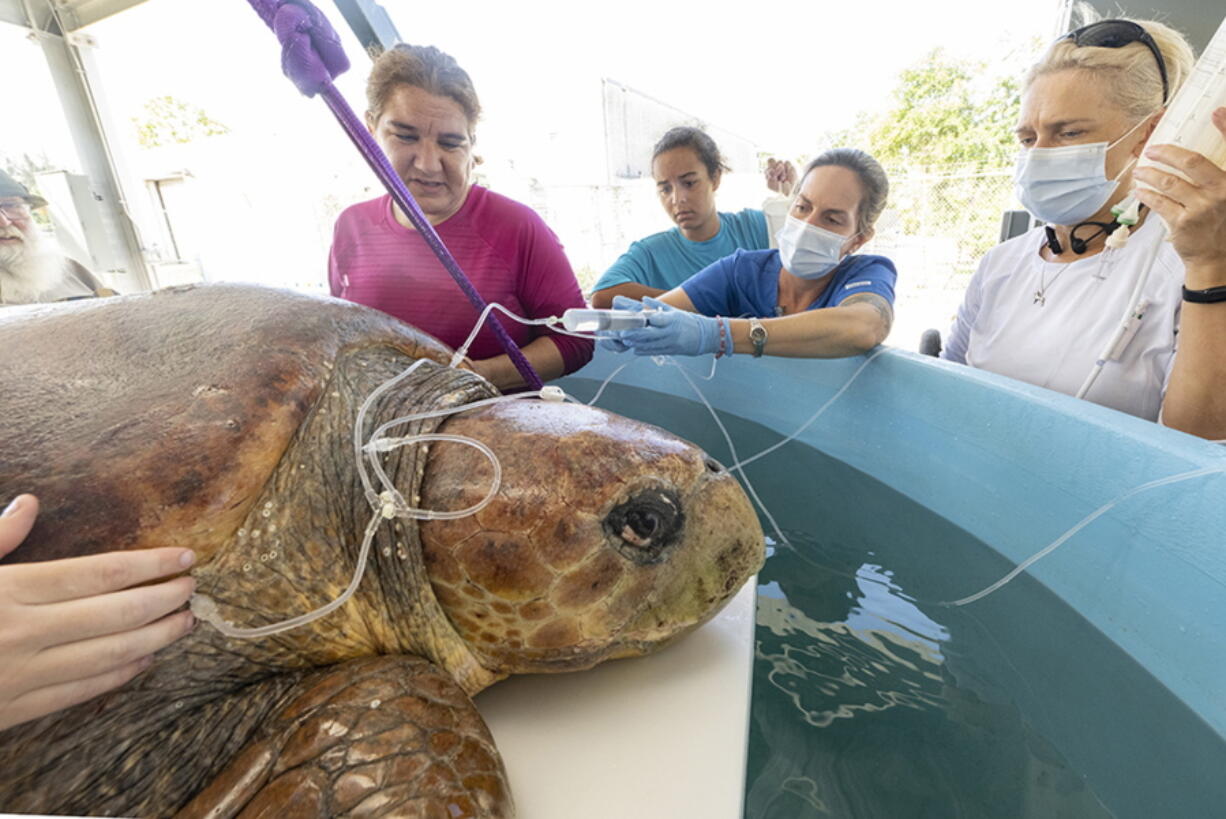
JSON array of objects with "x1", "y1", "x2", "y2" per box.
[{"x1": 715, "y1": 316, "x2": 729, "y2": 358}]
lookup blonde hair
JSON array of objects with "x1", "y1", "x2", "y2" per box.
[{"x1": 1025, "y1": 18, "x2": 1195, "y2": 123}]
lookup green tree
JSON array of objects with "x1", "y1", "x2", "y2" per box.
[
  {"x1": 851, "y1": 48, "x2": 1021, "y2": 171},
  {"x1": 131, "y1": 96, "x2": 230, "y2": 149},
  {"x1": 826, "y1": 47, "x2": 1034, "y2": 276}
]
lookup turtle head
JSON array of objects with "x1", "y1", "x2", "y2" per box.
[{"x1": 418, "y1": 400, "x2": 764, "y2": 676}]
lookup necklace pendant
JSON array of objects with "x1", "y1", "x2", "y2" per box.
[{"x1": 1033, "y1": 290, "x2": 1045, "y2": 306}]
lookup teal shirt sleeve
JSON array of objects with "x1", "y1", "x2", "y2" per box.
[
  {"x1": 591, "y1": 240, "x2": 656, "y2": 292},
  {"x1": 721, "y1": 208, "x2": 770, "y2": 251},
  {"x1": 593, "y1": 210, "x2": 770, "y2": 295}
]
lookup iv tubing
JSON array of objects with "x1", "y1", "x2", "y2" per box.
[
  {"x1": 194, "y1": 511, "x2": 383, "y2": 638},
  {"x1": 667, "y1": 359, "x2": 793, "y2": 550},
  {"x1": 364, "y1": 433, "x2": 501, "y2": 521},
  {"x1": 353, "y1": 360, "x2": 427, "y2": 507},
  {"x1": 944, "y1": 465, "x2": 1222, "y2": 607},
  {"x1": 1074, "y1": 221, "x2": 1167, "y2": 400},
  {"x1": 732, "y1": 348, "x2": 888, "y2": 471},
  {"x1": 448, "y1": 302, "x2": 599, "y2": 372},
  {"x1": 200, "y1": 357, "x2": 520, "y2": 637}
]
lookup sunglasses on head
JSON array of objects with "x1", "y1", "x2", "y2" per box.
[{"x1": 1060, "y1": 20, "x2": 1170, "y2": 104}]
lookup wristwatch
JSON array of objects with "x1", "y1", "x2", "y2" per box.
[{"x1": 748, "y1": 318, "x2": 768, "y2": 358}]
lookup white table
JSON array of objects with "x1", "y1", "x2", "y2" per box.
[
  {"x1": 476, "y1": 581, "x2": 757, "y2": 818},
  {"x1": 8, "y1": 583, "x2": 757, "y2": 819}
]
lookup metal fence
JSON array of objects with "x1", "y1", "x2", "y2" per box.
[{"x1": 867, "y1": 167, "x2": 1017, "y2": 292}]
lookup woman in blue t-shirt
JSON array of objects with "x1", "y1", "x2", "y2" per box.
[
  {"x1": 590, "y1": 126, "x2": 784, "y2": 308},
  {"x1": 602, "y1": 148, "x2": 897, "y2": 359}
]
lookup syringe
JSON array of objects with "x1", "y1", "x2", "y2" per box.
[
  {"x1": 1110, "y1": 14, "x2": 1226, "y2": 244},
  {"x1": 561, "y1": 308, "x2": 653, "y2": 333}
]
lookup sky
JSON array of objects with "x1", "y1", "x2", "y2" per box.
[
  {"x1": 5, "y1": 0, "x2": 1064, "y2": 178},
  {"x1": 0, "y1": 0, "x2": 1064, "y2": 293}
]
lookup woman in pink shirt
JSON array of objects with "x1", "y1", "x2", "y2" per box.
[{"x1": 329, "y1": 44, "x2": 592, "y2": 390}]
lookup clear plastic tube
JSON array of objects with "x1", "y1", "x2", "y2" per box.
[
  {"x1": 943, "y1": 466, "x2": 1222, "y2": 607},
  {"x1": 449, "y1": 302, "x2": 600, "y2": 370},
  {"x1": 370, "y1": 390, "x2": 545, "y2": 443},
  {"x1": 561, "y1": 308, "x2": 651, "y2": 333},
  {"x1": 193, "y1": 511, "x2": 383, "y2": 639},
  {"x1": 195, "y1": 304, "x2": 874, "y2": 638},
  {"x1": 198, "y1": 355, "x2": 521, "y2": 638},
  {"x1": 364, "y1": 432, "x2": 501, "y2": 521},
  {"x1": 353, "y1": 359, "x2": 427, "y2": 507},
  {"x1": 1075, "y1": 235, "x2": 1163, "y2": 400},
  {"x1": 732, "y1": 348, "x2": 888, "y2": 471},
  {"x1": 664, "y1": 358, "x2": 792, "y2": 550}
]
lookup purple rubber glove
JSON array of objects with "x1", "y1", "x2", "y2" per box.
[
  {"x1": 595, "y1": 295, "x2": 646, "y2": 354},
  {"x1": 616, "y1": 297, "x2": 726, "y2": 357}
]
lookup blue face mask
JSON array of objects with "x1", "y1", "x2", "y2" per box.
[
  {"x1": 1013, "y1": 116, "x2": 1151, "y2": 226},
  {"x1": 777, "y1": 215, "x2": 856, "y2": 280}
]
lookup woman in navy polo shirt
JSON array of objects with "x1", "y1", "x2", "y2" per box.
[{"x1": 601, "y1": 148, "x2": 896, "y2": 359}]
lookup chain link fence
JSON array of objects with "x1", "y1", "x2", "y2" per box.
[
  {"x1": 868, "y1": 167, "x2": 1017, "y2": 292},
  {"x1": 863, "y1": 166, "x2": 1019, "y2": 349}
]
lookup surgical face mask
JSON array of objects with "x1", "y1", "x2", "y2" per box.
[
  {"x1": 1013, "y1": 115, "x2": 1153, "y2": 226},
  {"x1": 777, "y1": 215, "x2": 855, "y2": 280}
]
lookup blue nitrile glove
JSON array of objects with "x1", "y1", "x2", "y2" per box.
[
  {"x1": 595, "y1": 295, "x2": 645, "y2": 353},
  {"x1": 616, "y1": 297, "x2": 722, "y2": 357}
]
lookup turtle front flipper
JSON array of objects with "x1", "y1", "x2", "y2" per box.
[{"x1": 177, "y1": 655, "x2": 513, "y2": 819}]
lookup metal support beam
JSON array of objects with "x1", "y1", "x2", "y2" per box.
[
  {"x1": 23, "y1": 0, "x2": 151, "y2": 290},
  {"x1": 1, "y1": 0, "x2": 148, "y2": 31},
  {"x1": 57, "y1": 0, "x2": 149, "y2": 30},
  {"x1": 332, "y1": 0, "x2": 399, "y2": 55},
  {"x1": 0, "y1": 0, "x2": 27, "y2": 27}
]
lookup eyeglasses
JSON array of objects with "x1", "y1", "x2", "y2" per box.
[
  {"x1": 0, "y1": 200, "x2": 30, "y2": 219},
  {"x1": 1061, "y1": 20, "x2": 1170, "y2": 104}
]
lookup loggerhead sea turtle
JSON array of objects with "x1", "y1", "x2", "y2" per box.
[{"x1": 0, "y1": 284, "x2": 765, "y2": 817}]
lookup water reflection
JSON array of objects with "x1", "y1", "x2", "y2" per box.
[
  {"x1": 756, "y1": 564, "x2": 948, "y2": 729},
  {"x1": 746, "y1": 537, "x2": 1112, "y2": 819}
]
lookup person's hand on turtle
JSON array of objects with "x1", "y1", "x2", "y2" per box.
[
  {"x1": 1132, "y1": 107, "x2": 1226, "y2": 284},
  {"x1": 595, "y1": 295, "x2": 646, "y2": 353},
  {"x1": 0, "y1": 495, "x2": 197, "y2": 732},
  {"x1": 612, "y1": 297, "x2": 729, "y2": 358}
]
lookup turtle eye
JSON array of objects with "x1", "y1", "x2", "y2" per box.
[
  {"x1": 604, "y1": 488, "x2": 684, "y2": 565},
  {"x1": 625, "y1": 509, "x2": 659, "y2": 541}
]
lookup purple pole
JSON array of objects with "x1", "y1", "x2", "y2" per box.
[{"x1": 244, "y1": 0, "x2": 543, "y2": 390}]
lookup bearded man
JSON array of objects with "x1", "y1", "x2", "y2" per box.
[{"x1": 0, "y1": 170, "x2": 115, "y2": 306}]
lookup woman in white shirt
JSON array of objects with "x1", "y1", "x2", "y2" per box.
[{"x1": 942, "y1": 18, "x2": 1226, "y2": 439}]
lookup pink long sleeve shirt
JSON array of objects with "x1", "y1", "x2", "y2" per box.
[{"x1": 329, "y1": 185, "x2": 593, "y2": 374}]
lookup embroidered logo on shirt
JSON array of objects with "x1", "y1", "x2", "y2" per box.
[{"x1": 843, "y1": 280, "x2": 872, "y2": 290}]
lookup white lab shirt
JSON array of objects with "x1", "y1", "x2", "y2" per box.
[{"x1": 942, "y1": 216, "x2": 1183, "y2": 421}]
